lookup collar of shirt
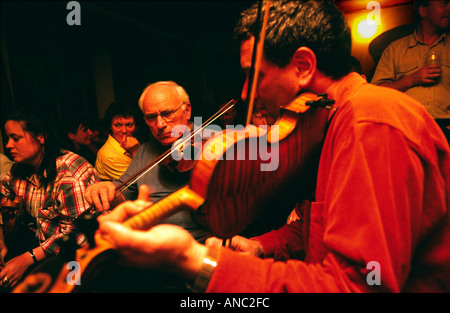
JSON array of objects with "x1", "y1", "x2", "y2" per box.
[
  {"x1": 324, "y1": 72, "x2": 367, "y2": 109},
  {"x1": 409, "y1": 30, "x2": 447, "y2": 48}
]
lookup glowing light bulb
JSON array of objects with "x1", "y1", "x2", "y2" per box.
[{"x1": 357, "y1": 19, "x2": 378, "y2": 38}]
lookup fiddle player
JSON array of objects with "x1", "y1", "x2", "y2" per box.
[
  {"x1": 96, "y1": 1, "x2": 450, "y2": 293},
  {"x1": 0, "y1": 108, "x2": 99, "y2": 290},
  {"x1": 84, "y1": 81, "x2": 210, "y2": 243}
]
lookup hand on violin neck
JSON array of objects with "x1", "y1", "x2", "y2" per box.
[{"x1": 97, "y1": 185, "x2": 206, "y2": 282}]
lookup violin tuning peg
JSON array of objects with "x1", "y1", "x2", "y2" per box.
[{"x1": 306, "y1": 94, "x2": 335, "y2": 109}]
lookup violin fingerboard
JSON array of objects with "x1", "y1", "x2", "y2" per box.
[{"x1": 123, "y1": 186, "x2": 204, "y2": 231}]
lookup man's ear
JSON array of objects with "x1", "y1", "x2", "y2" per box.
[
  {"x1": 292, "y1": 47, "x2": 317, "y2": 88},
  {"x1": 185, "y1": 102, "x2": 192, "y2": 120},
  {"x1": 418, "y1": 5, "x2": 427, "y2": 19},
  {"x1": 68, "y1": 132, "x2": 75, "y2": 141}
]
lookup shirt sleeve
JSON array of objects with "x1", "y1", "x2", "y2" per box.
[
  {"x1": 38, "y1": 161, "x2": 99, "y2": 255},
  {"x1": 207, "y1": 123, "x2": 427, "y2": 293},
  {"x1": 253, "y1": 220, "x2": 305, "y2": 261},
  {"x1": 96, "y1": 150, "x2": 131, "y2": 181},
  {"x1": 370, "y1": 44, "x2": 397, "y2": 85},
  {"x1": 95, "y1": 137, "x2": 133, "y2": 181}
]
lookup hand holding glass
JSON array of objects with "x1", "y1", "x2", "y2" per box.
[{"x1": 425, "y1": 50, "x2": 442, "y2": 67}]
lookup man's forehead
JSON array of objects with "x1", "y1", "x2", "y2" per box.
[
  {"x1": 143, "y1": 88, "x2": 179, "y2": 111},
  {"x1": 240, "y1": 37, "x2": 255, "y2": 71}
]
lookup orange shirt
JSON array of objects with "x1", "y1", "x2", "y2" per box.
[{"x1": 207, "y1": 73, "x2": 450, "y2": 292}]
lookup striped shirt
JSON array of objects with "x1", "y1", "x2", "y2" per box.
[{"x1": 1, "y1": 151, "x2": 99, "y2": 255}]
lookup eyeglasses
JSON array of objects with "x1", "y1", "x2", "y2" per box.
[{"x1": 143, "y1": 102, "x2": 186, "y2": 125}]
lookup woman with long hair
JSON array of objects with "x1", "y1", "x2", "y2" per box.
[{"x1": 0, "y1": 108, "x2": 99, "y2": 290}]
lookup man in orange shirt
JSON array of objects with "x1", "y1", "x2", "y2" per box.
[{"x1": 97, "y1": 1, "x2": 450, "y2": 293}]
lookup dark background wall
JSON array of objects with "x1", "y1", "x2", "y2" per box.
[
  {"x1": 0, "y1": 0, "x2": 414, "y2": 153},
  {"x1": 1, "y1": 1, "x2": 254, "y2": 150}
]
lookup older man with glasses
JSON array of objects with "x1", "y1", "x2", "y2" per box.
[{"x1": 85, "y1": 81, "x2": 211, "y2": 244}]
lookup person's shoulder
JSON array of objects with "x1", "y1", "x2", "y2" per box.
[
  {"x1": 384, "y1": 32, "x2": 416, "y2": 52},
  {"x1": 57, "y1": 150, "x2": 95, "y2": 173},
  {"x1": 345, "y1": 82, "x2": 441, "y2": 146},
  {"x1": 353, "y1": 81, "x2": 423, "y2": 114},
  {"x1": 96, "y1": 138, "x2": 116, "y2": 157},
  {"x1": 135, "y1": 140, "x2": 160, "y2": 156},
  {"x1": 334, "y1": 75, "x2": 426, "y2": 125}
]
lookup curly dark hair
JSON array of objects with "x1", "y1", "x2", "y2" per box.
[
  {"x1": 234, "y1": 0, "x2": 352, "y2": 79},
  {"x1": 104, "y1": 100, "x2": 141, "y2": 135}
]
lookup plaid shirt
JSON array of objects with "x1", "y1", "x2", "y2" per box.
[{"x1": 0, "y1": 151, "x2": 99, "y2": 255}]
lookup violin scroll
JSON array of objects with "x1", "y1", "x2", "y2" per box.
[{"x1": 305, "y1": 93, "x2": 335, "y2": 109}]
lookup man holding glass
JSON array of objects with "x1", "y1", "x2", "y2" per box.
[{"x1": 371, "y1": 0, "x2": 449, "y2": 141}]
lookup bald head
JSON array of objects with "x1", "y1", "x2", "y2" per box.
[
  {"x1": 139, "y1": 81, "x2": 192, "y2": 146},
  {"x1": 138, "y1": 81, "x2": 190, "y2": 112}
]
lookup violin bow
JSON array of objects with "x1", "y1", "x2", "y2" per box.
[
  {"x1": 245, "y1": 0, "x2": 271, "y2": 126},
  {"x1": 73, "y1": 99, "x2": 237, "y2": 246},
  {"x1": 116, "y1": 99, "x2": 237, "y2": 196},
  {"x1": 219, "y1": 1, "x2": 271, "y2": 248}
]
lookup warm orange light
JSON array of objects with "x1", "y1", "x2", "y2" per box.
[
  {"x1": 351, "y1": 11, "x2": 382, "y2": 44},
  {"x1": 357, "y1": 19, "x2": 378, "y2": 38}
]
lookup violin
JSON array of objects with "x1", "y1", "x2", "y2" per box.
[
  {"x1": 70, "y1": 99, "x2": 238, "y2": 224},
  {"x1": 119, "y1": 99, "x2": 237, "y2": 189},
  {"x1": 157, "y1": 99, "x2": 238, "y2": 173},
  {"x1": 20, "y1": 91, "x2": 332, "y2": 293},
  {"x1": 16, "y1": 0, "x2": 335, "y2": 292}
]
